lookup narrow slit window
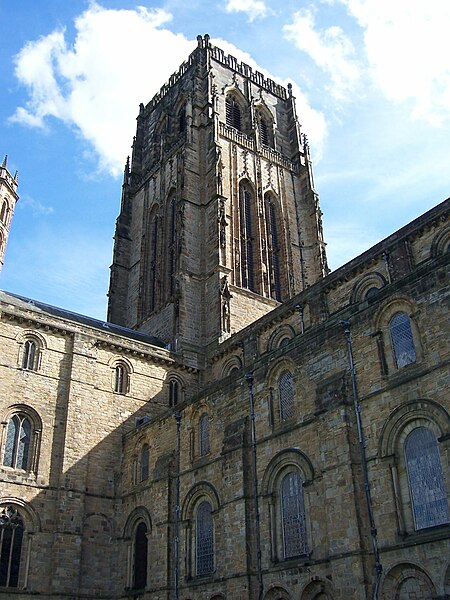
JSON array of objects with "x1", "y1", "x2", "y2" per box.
[{"x1": 114, "y1": 363, "x2": 129, "y2": 394}]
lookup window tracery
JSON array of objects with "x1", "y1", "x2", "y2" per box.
[{"x1": 21, "y1": 338, "x2": 39, "y2": 371}]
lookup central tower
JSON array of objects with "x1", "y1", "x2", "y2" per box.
[{"x1": 108, "y1": 35, "x2": 327, "y2": 362}]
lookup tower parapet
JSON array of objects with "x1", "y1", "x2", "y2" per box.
[{"x1": 0, "y1": 155, "x2": 19, "y2": 273}]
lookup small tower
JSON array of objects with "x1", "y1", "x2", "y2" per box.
[
  {"x1": 108, "y1": 36, "x2": 328, "y2": 363},
  {"x1": 0, "y1": 156, "x2": 19, "y2": 273}
]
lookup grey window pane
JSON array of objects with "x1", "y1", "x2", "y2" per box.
[{"x1": 405, "y1": 427, "x2": 449, "y2": 529}]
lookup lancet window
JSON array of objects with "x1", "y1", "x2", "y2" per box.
[
  {"x1": 239, "y1": 182, "x2": 255, "y2": 292},
  {"x1": 264, "y1": 194, "x2": 283, "y2": 301}
]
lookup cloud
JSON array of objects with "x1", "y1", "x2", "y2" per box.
[
  {"x1": 340, "y1": 0, "x2": 450, "y2": 124},
  {"x1": 11, "y1": 4, "x2": 192, "y2": 176},
  {"x1": 18, "y1": 194, "x2": 54, "y2": 216},
  {"x1": 225, "y1": 0, "x2": 268, "y2": 21},
  {"x1": 11, "y1": 4, "x2": 326, "y2": 174},
  {"x1": 284, "y1": 8, "x2": 360, "y2": 99}
]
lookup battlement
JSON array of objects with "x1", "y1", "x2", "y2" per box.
[{"x1": 142, "y1": 34, "x2": 290, "y2": 116}]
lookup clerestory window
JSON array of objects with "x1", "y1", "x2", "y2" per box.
[
  {"x1": 196, "y1": 501, "x2": 214, "y2": 576},
  {"x1": 405, "y1": 427, "x2": 449, "y2": 530},
  {"x1": 278, "y1": 371, "x2": 295, "y2": 421},
  {"x1": 390, "y1": 312, "x2": 416, "y2": 368},
  {"x1": 281, "y1": 472, "x2": 308, "y2": 558}
]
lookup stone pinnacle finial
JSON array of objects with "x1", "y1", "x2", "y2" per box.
[
  {"x1": 204, "y1": 33, "x2": 210, "y2": 46},
  {"x1": 2, "y1": 155, "x2": 7, "y2": 168},
  {"x1": 14, "y1": 170, "x2": 18, "y2": 183},
  {"x1": 197, "y1": 35, "x2": 203, "y2": 47},
  {"x1": 287, "y1": 83, "x2": 292, "y2": 97}
]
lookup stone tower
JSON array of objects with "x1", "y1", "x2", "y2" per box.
[
  {"x1": 0, "y1": 156, "x2": 19, "y2": 273},
  {"x1": 108, "y1": 35, "x2": 328, "y2": 362}
]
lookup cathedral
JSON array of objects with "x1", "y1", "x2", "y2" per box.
[{"x1": 0, "y1": 35, "x2": 449, "y2": 600}]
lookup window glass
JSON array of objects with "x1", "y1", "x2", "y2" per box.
[
  {"x1": 405, "y1": 427, "x2": 449, "y2": 529},
  {"x1": 281, "y1": 472, "x2": 307, "y2": 558},
  {"x1": 390, "y1": 312, "x2": 416, "y2": 368},
  {"x1": 196, "y1": 501, "x2": 214, "y2": 575},
  {"x1": 3, "y1": 416, "x2": 31, "y2": 470},
  {"x1": 278, "y1": 371, "x2": 294, "y2": 421},
  {"x1": 22, "y1": 340, "x2": 37, "y2": 370}
]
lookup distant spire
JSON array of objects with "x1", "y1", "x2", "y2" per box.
[
  {"x1": 2, "y1": 155, "x2": 7, "y2": 168},
  {"x1": 14, "y1": 170, "x2": 18, "y2": 183}
]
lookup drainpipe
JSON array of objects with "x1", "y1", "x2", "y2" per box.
[
  {"x1": 245, "y1": 373, "x2": 264, "y2": 600},
  {"x1": 341, "y1": 321, "x2": 382, "y2": 600},
  {"x1": 174, "y1": 411, "x2": 181, "y2": 600}
]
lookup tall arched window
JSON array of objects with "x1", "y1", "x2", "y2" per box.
[
  {"x1": 278, "y1": 371, "x2": 295, "y2": 421},
  {"x1": 114, "y1": 362, "x2": 129, "y2": 394},
  {"x1": 196, "y1": 501, "x2": 214, "y2": 576},
  {"x1": 199, "y1": 414, "x2": 210, "y2": 456},
  {"x1": 148, "y1": 210, "x2": 158, "y2": 313},
  {"x1": 405, "y1": 427, "x2": 449, "y2": 530},
  {"x1": 280, "y1": 472, "x2": 308, "y2": 558},
  {"x1": 133, "y1": 521, "x2": 148, "y2": 590},
  {"x1": 166, "y1": 193, "x2": 177, "y2": 299},
  {"x1": 0, "y1": 505, "x2": 24, "y2": 588},
  {"x1": 390, "y1": 312, "x2": 416, "y2": 368},
  {"x1": 225, "y1": 96, "x2": 242, "y2": 131},
  {"x1": 265, "y1": 195, "x2": 283, "y2": 301},
  {"x1": 140, "y1": 445, "x2": 149, "y2": 482},
  {"x1": 3, "y1": 415, "x2": 31, "y2": 470},
  {"x1": 21, "y1": 339, "x2": 39, "y2": 371},
  {"x1": 239, "y1": 182, "x2": 255, "y2": 292}
]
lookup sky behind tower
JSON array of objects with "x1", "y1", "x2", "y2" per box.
[{"x1": 1, "y1": 0, "x2": 450, "y2": 319}]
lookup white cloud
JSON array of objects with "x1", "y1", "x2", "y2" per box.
[
  {"x1": 11, "y1": 5, "x2": 326, "y2": 174},
  {"x1": 18, "y1": 194, "x2": 54, "y2": 216},
  {"x1": 225, "y1": 0, "x2": 267, "y2": 21},
  {"x1": 284, "y1": 8, "x2": 360, "y2": 99},
  {"x1": 327, "y1": 0, "x2": 450, "y2": 124},
  {"x1": 11, "y1": 4, "x2": 192, "y2": 176}
]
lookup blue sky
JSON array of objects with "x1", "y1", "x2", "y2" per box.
[{"x1": 1, "y1": 0, "x2": 450, "y2": 320}]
